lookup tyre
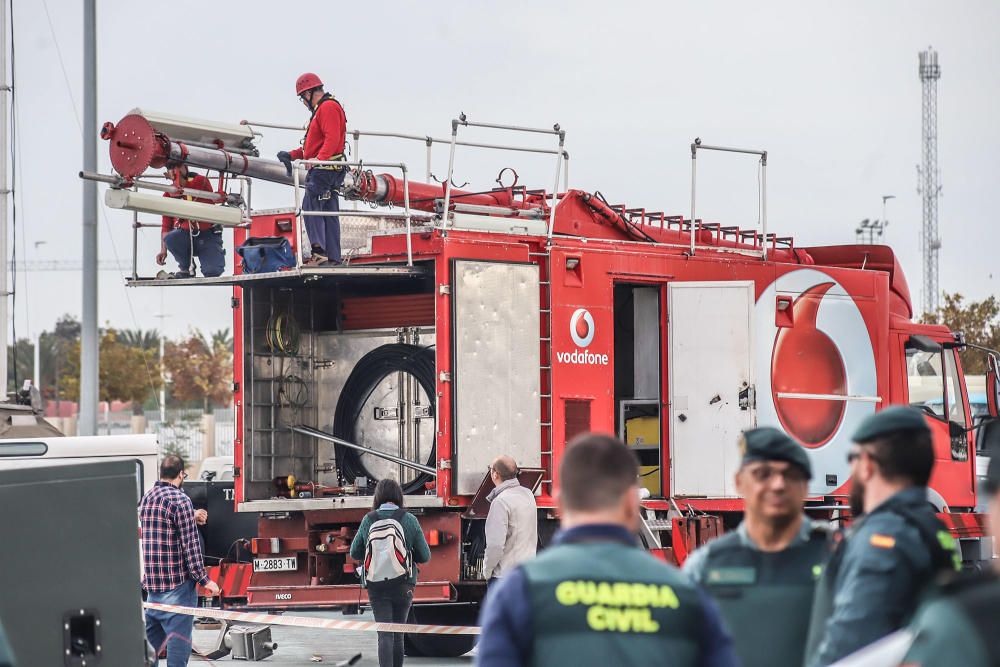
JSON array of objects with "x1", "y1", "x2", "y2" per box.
[{"x1": 404, "y1": 604, "x2": 478, "y2": 658}]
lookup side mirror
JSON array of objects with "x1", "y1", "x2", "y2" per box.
[{"x1": 987, "y1": 354, "x2": 1000, "y2": 419}]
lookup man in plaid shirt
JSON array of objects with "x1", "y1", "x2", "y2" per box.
[{"x1": 140, "y1": 454, "x2": 220, "y2": 666}]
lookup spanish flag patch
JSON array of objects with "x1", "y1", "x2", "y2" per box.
[{"x1": 869, "y1": 534, "x2": 896, "y2": 549}]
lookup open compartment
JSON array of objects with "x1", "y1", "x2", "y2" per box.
[{"x1": 238, "y1": 269, "x2": 439, "y2": 509}]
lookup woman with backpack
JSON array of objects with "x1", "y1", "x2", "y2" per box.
[{"x1": 350, "y1": 479, "x2": 431, "y2": 667}]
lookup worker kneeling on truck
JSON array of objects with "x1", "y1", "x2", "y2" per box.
[
  {"x1": 476, "y1": 433, "x2": 738, "y2": 667},
  {"x1": 157, "y1": 162, "x2": 225, "y2": 278},
  {"x1": 684, "y1": 427, "x2": 832, "y2": 667}
]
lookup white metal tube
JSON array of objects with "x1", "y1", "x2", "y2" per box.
[
  {"x1": 32, "y1": 333, "x2": 39, "y2": 390},
  {"x1": 690, "y1": 149, "x2": 697, "y2": 255},
  {"x1": 0, "y1": 0, "x2": 8, "y2": 394},
  {"x1": 131, "y1": 209, "x2": 139, "y2": 280},
  {"x1": 293, "y1": 164, "x2": 304, "y2": 266},
  {"x1": 441, "y1": 122, "x2": 459, "y2": 226},
  {"x1": 105, "y1": 190, "x2": 243, "y2": 227},
  {"x1": 352, "y1": 132, "x2": 360, "y2": 211},
  {"x1": 547, "y1": 138, "x2": 564, "y2": 241},
  {"x1": 402, "y1": 167, "x2": 413, "y2": 266},
  {"x1": 761, "y1": 158, "x2": 768, "y2": 260},
  {"x1": 461, "y1": 119, "x2": 562, "y2": 135},
  {"x1": 563, "y1": 152, "x2": 570, "y2": 191},
  {"x1": 425, "y1": 139, "x2": 432, "y2": 182},
  {"x1": 239, "y1": 119, "x2": 305, "y2": 131}
]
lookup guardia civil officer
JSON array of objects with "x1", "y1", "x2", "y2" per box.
[
  {"x1": 476, "y1": 433, "x2": 738, "y2": 667},
  {"x1": 805, "y1": 406, "x2": 961, "y2": 667},
  {"x1": 899, "y1": 436, "x2": 1000, "y2": 666},
  {"x1": 684, "y1": 427, "x2": 831, "y2": 667}
]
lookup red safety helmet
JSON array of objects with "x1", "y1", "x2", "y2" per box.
[{"x1": 295, "y1": 72, "x2": 324, "y2": 96}]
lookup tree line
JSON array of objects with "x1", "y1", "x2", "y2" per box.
[{"x1": 5, "y1": 315, "x2": 233, "y2": 415}]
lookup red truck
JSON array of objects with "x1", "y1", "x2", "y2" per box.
[{"x1": 97, "y1": 111, "x2": 999, "y2": 657}]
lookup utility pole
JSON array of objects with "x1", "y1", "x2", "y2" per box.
[
  {"x1": 0, "y1": 0, "x2": 9, "y2": 398},
  {"x1": 80, "y1": 0, "x2": 99, "y2": 434},
  {"x1": 154, "y1": 311, "x2": 169, "y2": 425},
  {"x1": 918, "y1": 47, "x2": 942, "y2": 315}
]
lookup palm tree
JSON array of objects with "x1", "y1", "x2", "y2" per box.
[{"x1": 119, "y1": 328, "x2": 161, "y2": 351}]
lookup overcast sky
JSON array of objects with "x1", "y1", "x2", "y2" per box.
[{"x1": 6, "y1": 0, "x2": 1000, "y2": 341}]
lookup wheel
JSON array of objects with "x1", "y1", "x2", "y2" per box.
[{"x1": 404, "y1": 604, "x2": 478, "y2": 658}]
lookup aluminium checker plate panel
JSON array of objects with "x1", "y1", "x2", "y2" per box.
[{"x1": 451, "y1": 260, "x2": 541, "y2": 495}]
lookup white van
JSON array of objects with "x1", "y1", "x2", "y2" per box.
[{"x1": 0, "y1": 434, "x2": 159, "y2": 498}]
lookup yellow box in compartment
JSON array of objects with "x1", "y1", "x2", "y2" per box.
[
  {"x1": 639, "y1": 465, "x2": 661, "y2": 496},
  {"x1": 625, "y1": 416, "x2": 660, "y2": 448}
]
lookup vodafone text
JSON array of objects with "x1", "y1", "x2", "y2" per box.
[{"x1": 556, "y1": 349, "x2": 610, "y2": 366}]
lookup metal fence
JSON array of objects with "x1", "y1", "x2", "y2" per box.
[{"x1": 98, "y1": 408, "x2": 235, "y2": 461}]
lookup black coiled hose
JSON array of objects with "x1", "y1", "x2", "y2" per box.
[{"x1": 333, "y1": 343, "x2": 436, "y2": 495}]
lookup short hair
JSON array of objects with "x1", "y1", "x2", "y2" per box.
[
  {"x1": 491, "y1": 456, "x2": 518, "y2": 481},
  {"x1": 559, "y1": 433, "x2": 638, "y2": 512},
  {"x1": 372, "y1": 478, "x2": 404, "y2": 510},
  {"x1": 160, "y1": 454, "x2": 186, "y2": 480},
  {"x1": 863, "y1": 428, "x2": 934, "y2": 486}
]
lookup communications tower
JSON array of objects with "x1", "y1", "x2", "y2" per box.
[{"x1": 918, "y1": 47, "x2": 941, "y2": 315}]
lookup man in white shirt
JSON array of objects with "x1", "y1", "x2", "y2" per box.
[{"x1": 483, "y1": 456, "x2": 538, "y2": 585}]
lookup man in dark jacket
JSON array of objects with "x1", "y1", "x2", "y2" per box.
[
  {"x1": 684, "y1": 427, "x2": 831, "y2": 667},
  {"x1": 477, "y1": 433, "x2": 738, "y2": 667},
  {"x1": 805, "y1": 407, "x2": 960, "y2": 666},
  {"x1": 900, "y1": 436, "x2": 1000, "y2": 666}
]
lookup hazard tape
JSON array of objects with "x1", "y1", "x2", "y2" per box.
[{"x1": 142, "y1": 602, "x2": 481, "y2": 636}]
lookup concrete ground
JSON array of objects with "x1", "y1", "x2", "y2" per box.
[{"x1": 191, "y1": 610, "x2": 475, "y2": 666}]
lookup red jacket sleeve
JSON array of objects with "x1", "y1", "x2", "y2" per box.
[
  {"x1": 315, "y1": 102, "x2": 346, "y2": 162},
  {"x1": 288, "y1": 147, "x2": 304, "y2": 161},
  {"x1": 161, "y1": 190, "x2": 175, "y2": 234}
]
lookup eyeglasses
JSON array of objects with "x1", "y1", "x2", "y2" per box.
[
  {"x1": 746, "y1": 465, "x2": 807, "y2": 484},
  {"x1": 180, "y1": 470, "x2": 188, "y2": 480},
  {"x1": 847, "y1": 449, "x2": 879, "y2": 465}
]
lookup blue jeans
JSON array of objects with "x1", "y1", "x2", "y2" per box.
[
  {"x1": 164, "y1": 227, "x2": 226, "y2": 277},
  {"x1": 145, "y1": 580, "x2": 196, "y2": 667},
  {"x1": 303, "y1": 167, "x2": 345, "y2": 262}
]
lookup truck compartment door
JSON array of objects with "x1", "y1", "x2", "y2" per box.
[
  {"x1": 668, "y1": 281, "x2": 754, "y2": 497},
  {"x1": 452, "y1": 260, "x2": 542, "y2": 495}
]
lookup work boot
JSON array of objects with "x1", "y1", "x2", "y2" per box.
[{"x1": 168, "y1": 270, "x2": 193, "y2": 279}]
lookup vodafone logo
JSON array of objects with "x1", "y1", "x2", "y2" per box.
[
  {"x1": 753, "y1": 268, "x2": 877, "y2": 494},
  {"x1": 569, "y1": 309, "x2": 595, "y2": 347},
  {"x1": 558, "y1": 308, "x2": 608, "y2": 366}
]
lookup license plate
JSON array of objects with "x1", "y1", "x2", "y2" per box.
[{"x1": 253, "y1": 556, "x2": 297, "y2": 572}]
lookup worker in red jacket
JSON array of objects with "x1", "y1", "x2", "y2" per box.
[
  {"x1": 157, "y1": 162, "x2": 226, "y2": 278},
  {"x1": 277, "y1": 72, "x2": 347, "y2": 265}
]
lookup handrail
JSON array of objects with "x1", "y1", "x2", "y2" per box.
[
  {"x1": 690, "y1": 138, "x2": 768, "y2": 259},
  {"x1": 439, "y1": 113, "x2": 566, "y2": 241},
  {"x1": 292, "y1": 158, "x2": 415, "y2": 266}
]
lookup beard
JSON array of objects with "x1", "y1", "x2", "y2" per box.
[{"x1": 849, "y1": 479, "x2": 865, "y2": 517}]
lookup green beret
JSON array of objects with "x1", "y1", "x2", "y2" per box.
[
  {"x1": 852, "y1": 406, "x2": 930, "y2": 443},
  {"x1": 739, "y1": 427, "x2": 812, "y2": 479}
]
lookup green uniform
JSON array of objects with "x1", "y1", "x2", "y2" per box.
[
  {"x1": 805, "y1": 487, "x2": 960, "y2": 667},
  {"x1": 902, "y1": 571, "x2": 1000, "y2": 667},
  {"x1": 520, "y1": 526, "x2": 728, "y2": 667},
  {"x1": 683, "y1": 517, "x2": 831, "y2": 667}
]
